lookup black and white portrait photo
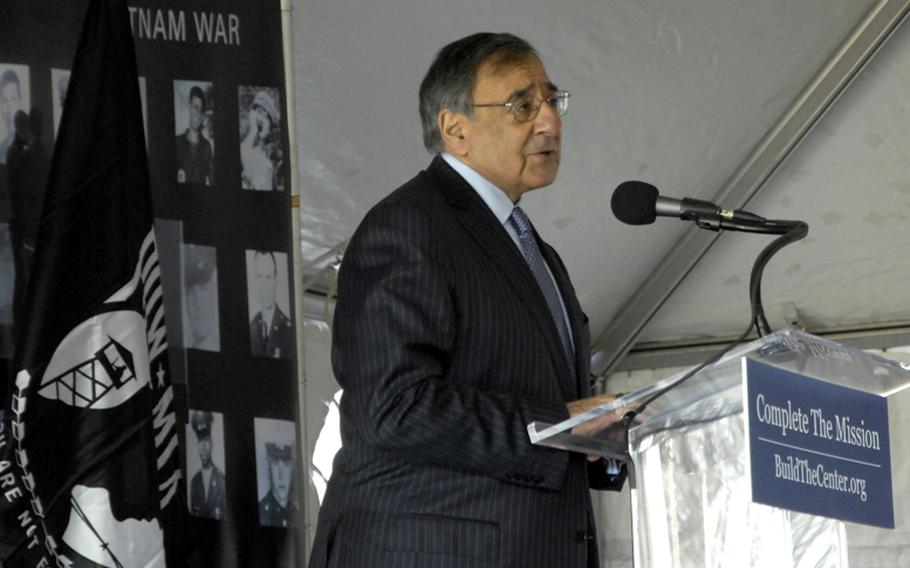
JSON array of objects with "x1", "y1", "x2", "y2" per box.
[
  {"x1": 0, "y1": 64, "x2": 30, "y2": 165},
  {"x1": 246, "y1": 250, "x2": 292, "y2": 359},
  {"x1": 238, "y1": 86, "x2": 283, "y2": 191},
  {"x1": 254, "y1": 418, "x2": 298, "y2": 528},
  {"x1": 50, "y1": 68, "x2": 70, "y2": 138},
  {"x1": 174, "y1": 80, "x2": 214, "y2": 186},
  {"x1": 3, "y1": 64, "x2": 44, "y2": 334},
  {"x1": 186, "y1": 410, "x2": 226, "y2": 520},
  {"x1": 182, "y1": 243, "x2": 220, "y2": 352}
]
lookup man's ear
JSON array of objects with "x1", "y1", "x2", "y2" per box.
[{"x1": 439, "y1": 109, "x2": 468, "y2": 155}]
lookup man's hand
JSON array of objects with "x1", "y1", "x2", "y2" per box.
[
  {"x1": 568, "y1": 392, "x2": 625, "y2": 435},
  {"x1": 567, "y1": 393, "x2": 625, "y2": 461},
  {"x1": 567, "y1": 392, "x2": 621, "y2": 419}
]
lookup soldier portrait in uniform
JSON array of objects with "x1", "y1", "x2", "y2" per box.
[
  {"x1": 239, "y1": 86, "x2": 284, "y2": 191},
  {"x1": 254, "y1": 417, "x2": 298, "y2": 528},
  {"x1": 173, "y1": 80, "x2": 214, "y2": 186},
  {"x1": 186, "y1": 410, "x2": 226, "y2": 520},
  {"x1": 182, "y1": 243, "x2": 220, "y2": 352},
  {"x1": 246, "y1": 250, "x2": 292, "y2": 358},
  {"x1": 0, "y1": 64, "x2": 29, "y2": 165}
]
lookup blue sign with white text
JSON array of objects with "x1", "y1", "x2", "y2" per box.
[{"x1": 745, "y1": 358, "x2": 893, "y2": 528}]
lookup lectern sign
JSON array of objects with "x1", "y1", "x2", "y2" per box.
[{"x1": 744, "y1": 358, "x2": 894, "y2": 528}]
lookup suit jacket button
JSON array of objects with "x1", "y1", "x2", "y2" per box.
[{"x1": 575, "y1": 531, "x2": 593, "y2": 543}]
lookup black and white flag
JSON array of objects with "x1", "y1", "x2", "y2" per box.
[{"x1": 0, "y1": 0, "x2": 185, "y2": 565}]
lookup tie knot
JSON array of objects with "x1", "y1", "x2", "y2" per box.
[{"x1": 509, "y1": 207, "x2": 532, "y2": 236}]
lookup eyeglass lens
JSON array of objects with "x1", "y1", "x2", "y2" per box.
[{"x1": 512, "y1": 92, "x2": 569, "y2": 122}]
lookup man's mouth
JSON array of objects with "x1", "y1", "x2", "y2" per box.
[{"x1": 528, "y1": 140, "x2": 559, "y2": 157}]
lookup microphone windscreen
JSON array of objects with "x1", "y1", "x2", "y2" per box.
[{"x1": 611, "y1": 181, "x2": 659, "y2": 225}]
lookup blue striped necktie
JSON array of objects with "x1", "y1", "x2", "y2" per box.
[
  {"x1": 511, "y1": 209, "x2": 619, "y2": 475},
  {"x1": 509, "y1": 207, "x2": 576, "y2": 376}
]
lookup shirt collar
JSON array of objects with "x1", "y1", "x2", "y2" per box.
[
  {"x1": 261, "y1": 305, "x2": 275, "y2": 329},
  {"x1": 441, "y1": 153, "x2": 517, "y2": 225}
]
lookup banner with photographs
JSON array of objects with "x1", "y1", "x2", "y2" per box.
[{"x1": 0, "y1": 1, "x2": 299, "y2": 566}]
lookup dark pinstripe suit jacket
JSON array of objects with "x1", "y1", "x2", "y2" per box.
[{"x1": 309, "y1": 157, "x2": 624, "y2": 568}]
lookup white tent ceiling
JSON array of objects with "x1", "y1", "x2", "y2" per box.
[{"x1": 293, "y1": 0, "x2": 910, "y2": 373}]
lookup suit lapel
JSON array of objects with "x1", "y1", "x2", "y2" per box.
[{"x1": 425, "y1": 157, "x2": 577, "y2": 399}]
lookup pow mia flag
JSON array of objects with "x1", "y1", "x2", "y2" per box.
[{"x1": 0, "y1": 0, "x2": 186, "y2": 565}]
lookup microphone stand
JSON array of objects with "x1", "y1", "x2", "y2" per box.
[
  {"x1": 747, "y1": 220, "x2": 809, "y2": 336},
  {"x1": 693, "y1": 215, "x2": 809, "y2": 336},
  {"x1": 618, "y1": 212, "x2": 809, "y2": 442}
]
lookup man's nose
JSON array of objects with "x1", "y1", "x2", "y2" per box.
[{"x1": 534, "y1": 100, "x2": 561, "y2": 135}]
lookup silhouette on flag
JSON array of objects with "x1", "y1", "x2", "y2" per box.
[{"x1": 0, "y1": 0, "x2": 185, "y2": 565}]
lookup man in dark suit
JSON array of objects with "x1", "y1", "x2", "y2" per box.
[
  {"x1": 189, "y1": 410, "x2": 225, "y2": 520},
  {"x1": 249, "y1": 250, "x2": 292, "y2": 358},
  {"x1": 309, "y1": 32, "x2": 626, "y2": 567}
]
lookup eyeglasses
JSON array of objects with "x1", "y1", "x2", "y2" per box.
[{"x1": 472, "y1": 90, "x2": 571, "y2": 122}]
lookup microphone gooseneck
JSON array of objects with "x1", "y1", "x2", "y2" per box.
[{"x1": 749, "y1": 221, "x2": 809, "y2": 335}]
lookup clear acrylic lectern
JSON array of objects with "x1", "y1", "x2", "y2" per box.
[{"x1": 528, "y1": 328, "x2": 910, "y2": 567}]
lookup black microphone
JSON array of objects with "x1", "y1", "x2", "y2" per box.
[{"x1": 611, "y1": 181, "x2": 765, "y2": 226}]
